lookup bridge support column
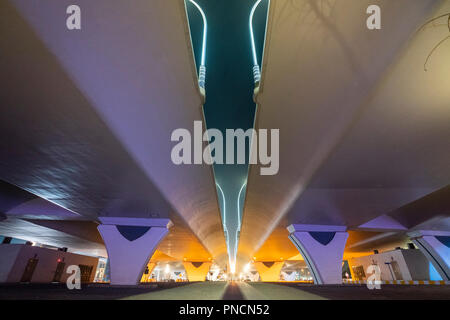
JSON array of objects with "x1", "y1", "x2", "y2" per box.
[
  {"x1": 408, "y1": 230, "x2": 450, "y2": 281},
  {"x1": 254, "y1": 262, "x2": 284, "y2": 282},
  {"x1": 98, "y1": 217, "x2": 170, "y2": 286},
  {"x1": 182, "y1": 262, "x2": 212, "y2": 281},
  {"x1": 288, "y1": 224, "x2": 348, "y2": 284}
]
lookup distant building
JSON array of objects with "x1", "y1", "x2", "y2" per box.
[
  {"x1": 0, "y1": 243, "x2": 99, "y2": 283},
  {"x1": 349, "y1": 248, "x2": 440, "y2": 282}
]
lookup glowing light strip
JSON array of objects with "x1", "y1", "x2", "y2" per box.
[
  {"x1": 249, "y1": 0, "x2": 263, "y2": 67},
  {"x1": 234, "y1": 238, "x2": 239, "y2": 269},
  {"x1": 230, "y1": 261, "x2": 236, "y2": 274},
  {"x1": 217, "y1": 183, "x2": 235, "y2": 273},
  {"x1": 188, "y1": 0, "x2": 207, "y2": 67},
  {"x1": 237, "y1": 182, "x2": 247, "y2": 230},
  {"x1": 230, "y1": 182, "x2": 248, "y2": 274},
  {"x1": 216, "y1": 183, "x2": 226, "y2": 230}
]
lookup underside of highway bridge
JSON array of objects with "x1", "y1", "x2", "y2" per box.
[{"x1": 0, "y1": 0, "x2": 449, "y2": 303}]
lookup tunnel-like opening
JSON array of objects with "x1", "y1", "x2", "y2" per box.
[{"x1": 184, "y1": 0, "x2": 270, "y2": 283}]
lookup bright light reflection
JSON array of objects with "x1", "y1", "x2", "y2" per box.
[
  {"x1": 188, "y1": 0, "x2": 207, "y2": 66},
  {"x1": 216, "y1": 183, "x2": 226, "y2": 229},
  {"x1": 249, "y1": 0, "x2": 263, "y2": 67},
  {"x1": 237, "y1": 181, "x2": 247, "y2": 230},
  {"x1": 230, "y1": 262, "x2": 236, "y2": 274}
]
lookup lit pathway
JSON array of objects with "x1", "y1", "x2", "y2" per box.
[
  {"x1": 237, "y1": 283, "x2": 326, "y2": 300},
  {"x1": 122, "y1": 282, "x2": 229, "y2": 300},
  {"x1": 121, "y1": 282, "x2": 326, "y2": 300},
  {"x1": 118, "y1": 282, "x2": 450, "y2": 300},
  {"x1": 1, "y1": 282, "x2": 449, "y2": 300}
]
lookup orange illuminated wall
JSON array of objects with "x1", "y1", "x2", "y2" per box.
[
  {"x1": 253, "y1": 227, "x2": 300, "y2": 262},
  {"x1": 254, "y1": 261, "x2": 284, "y2": 282},
  {"x1": 183, "y1": 262, "x2": 212, "y2": 282}
]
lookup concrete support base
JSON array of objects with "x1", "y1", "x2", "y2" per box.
[
  {"x1": 254, "y1": 261, "x2": 284, "y2": 282},
  {"x1": 98, "y1": 217, "x2": 170, "y2": 286},
  {"x1": 288, "y1": 224, "x2": 348, "y2": 284},
  {"x1": 182, "y1": 262, "x2": 212, "y2": 281},
  {"x1": 409, "y1": 230, "x2": 450, "y2": 281}
]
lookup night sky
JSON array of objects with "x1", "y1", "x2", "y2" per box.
[{"x1": 186, "y1": 0, "x2": 269, "y2": 264}]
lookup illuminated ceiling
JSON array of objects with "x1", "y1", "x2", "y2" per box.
[
  {"x1": 239, "y1": 0, "x2": 450, "y2": 264},
  {"x1": 1, "y1": 0, "x2": 449, "y2": 271},
  {"x1": 0, "y1": 0, "x2": 227, "y2": 264}
]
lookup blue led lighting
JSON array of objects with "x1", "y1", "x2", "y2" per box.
[{"x1": 188, "y1": 0, "x2": 207, "y2": 88}]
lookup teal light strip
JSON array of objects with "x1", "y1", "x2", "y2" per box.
[
  {"x1": 216, "y1": 183, "x2": 227, "y2": 231},
  {"x1": 188, "y1": 0, "x2": 207, "y2": 67},
  {"x1": 249, "y1": 0, "x2": 262, "y2": 67},
  {"x1": 237, "y1": 181, "x2": 247, "y2": 230},
  {"x1": 188, "y1": 0, "x2": 207, "y2": 88},
  {"x1": 217, "y1": 182, "x2": 235, "y2": 273}
]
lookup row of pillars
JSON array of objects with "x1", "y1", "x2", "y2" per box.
[
  {"x1": 97, "y1": 217, "x2": 216, "y2": 285},
  {"x1": 97, "y1": 217, "x2": 450, "y2": 285},
  {"x1": 287, "y1": 224, "x2": 450, "y2": 284},
  {"x1": 141, "y1": 262, "x2": 213, "y2": 283}
]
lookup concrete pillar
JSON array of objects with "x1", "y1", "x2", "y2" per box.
[
  {"x1": 182, "y1": 262, "x2": 211, "y2": 281},
  {"x1": 254, "y1": 262, "x2": 284, "y2": 281},
  {"x1": 288, "y1": 224, "x2": 348, "y2": 284},
  {"x1": 408, "y1": 230, "x2": 450, "y2": 281},
  {"x1": 98, "y1": 217, "x2": 170, "y2": 286}
]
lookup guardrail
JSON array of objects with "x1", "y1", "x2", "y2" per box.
[{"x1": 343, "y1": 279, "x2": 450, "y2": 285}]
